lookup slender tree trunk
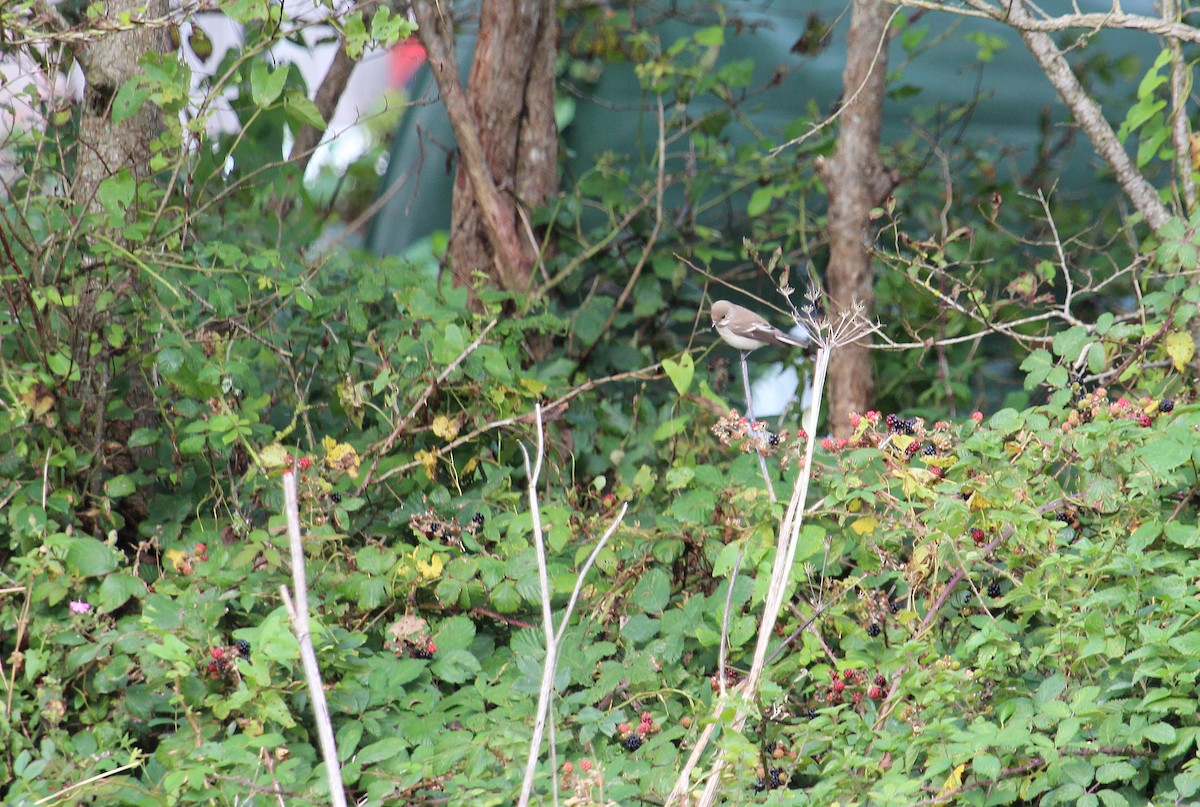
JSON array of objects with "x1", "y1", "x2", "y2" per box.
[
  {"x1": 818, "y1": 0, "x2": 896, "y2": 437},
  {"x1": 412, "y1": 0, "x2": 558, "y2": 306}
]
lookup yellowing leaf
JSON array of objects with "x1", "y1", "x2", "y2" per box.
[
  {"x1": 850, "y1": 517, "x2": 879, "y2": 536},
  {"x1": 337, "y1": 374, "x2": 367, "y2": 428},
  {"x1": 432, "y1": 415, "x2": 460, "y2": 441},
  {"x1": 414, "y1": 449, "x2": 438, "y2": 480},
  {"x1": 1164, "y1": 330, "x2": 1195, "y2": 373},
  {"x1": 259, "y1": 442, "x2": 292, "y2": 471},
  {"x1": 416, "y1": 553, "x2": 444, "y2": 580},
  {"x1": 165, "y1": 549, "x2": 190, "y2": 574},
  {"x1": 321, "y1": 436, "x2": 361, "y2": 478},
  {"x1": 934, "y1": 763, "x2": 966, "y2": 804}
]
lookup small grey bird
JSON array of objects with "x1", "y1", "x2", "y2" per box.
[{"x1": 710, "y1": 300, "x2": 811, "y2": 352}]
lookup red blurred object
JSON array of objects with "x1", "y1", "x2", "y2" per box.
[{"x1": 389, "y1": 38, "x2": 426, "y2": 88}]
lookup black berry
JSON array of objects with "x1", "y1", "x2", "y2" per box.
[
  {"x1": 922, "y1": 443, "x2": 936, "y2": 456},
  {"x1": 769, "y1": 768, "x2": 787, "y2": 788},
  {"x1": 1160, "y1": 398, "x2": 1175, "y2": 413},
  {"x1": 330, "y1": 492, "x2": 342, "y2": 504},
  {"x1": 885, "y1": 413, "x2": 899, "y2": 431},
  {"x1": 471, "y1": 512, "x2": 485, "y2": 526},
  {"x1": 867, "y1": 623, "x2": 881, "y2": 638},
  {"x1": 623, "y1": 734, "x2": 643, "y2": 752},
  {"x1": 889, "y1": 600, "x2": 901, "y2": 614},
  {"x1": 874, "y1": 674, "x2": 886, "y2": 687},
  {"x1": 1055, "y1": 511, "x2": 1069, "y2": 523},
  {"x1": 236, "y1": 639, "x2": 251, "y2": 659},
  {"x1": 768, "y1": 432, "x2": 781, "y2": 447},
  {"x1": 987, "y1": 580, "x2": 1002, "y2": 598},
  {"x1": 802, "y1": 707, "x2": 817, "y2": 719},
  {"x1": 413, "y1": 647, "x2": 433, "y2": 660},
  {"x1": 751, "y1": 777, "x2": 766, "y2": 793}
]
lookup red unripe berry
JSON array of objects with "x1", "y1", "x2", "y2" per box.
[
  {"x1": 843, "y1": 669, "x2": 855, "y2": 681},
  {"x1": 970, "y1": 528, "x2": 986, "y2": 545},
  {"x1": 796, "y1": 429, "x2": 808, "y2": 440},
  {"x1": 210, "y1": 647, "x2": 224, "y2": 660},
  {"x1": 562, "y1": 761, "x2": 574, "y2": 774},
  {"x1": 852, "y1": 691, "x2": 864, "y2": 704},
  {"x1": 617, "y1": 722, "x2": 630, "y2": 735},
  {"x1": 835, "y1": 438, "x2": 848, "y2": 450},
  {"x1": 821, "y1": 437, "x2": 835, "y2": 451},
  {"x1": 580, "y1": 759, "x2": 592, "y2": 772},
  {"x1": 868, "y1": 686, "x2": 882, "y2": 699},
  {"x1": 298, "y1": 456, "x2": 313, "y2": 471},
  {"x1": 640, "y1": 711, "x2": 653, "y2": 722},
  {"x1": 194, "y1": 543, "x2": 206, "y2": 554},
  {"x1": 849, "y1": 412, "x2": 862, "y2": 428},
  {"x1": 1138, "y1": 414, "x2": 1152, "y2": 427},
  {"x1": 426, "y1": 641, "x2": 437, "y2": 654},
  {"x1": 832, "y1": 679, "x2": 845, "y2": 694},
  {"x1": 971, "y1": 411, "x2": 983, "y2": 423}
]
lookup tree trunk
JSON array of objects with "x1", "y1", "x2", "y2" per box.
[
  {"x1": 71, "y1": 0, "x2": 170, "y2": 523},
  {"x1": 818, "y1": 0, "x2": 896, "y2": 437},
  {"x1": 412, "y1": 0, "x2": 558, "y2": 306}
]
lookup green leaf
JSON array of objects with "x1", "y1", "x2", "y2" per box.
[
  {"x1": 429, "y1": 648, "x2": 482, "y2": 684},
  {"x1": 631, "y1": 568, "x2": 670, "y2": 614},
  {"x1": 250, "y1": 60, "x2": 288, "y2": 106},
  {"x1": 662, "y1": 353, "x2": 695, "y2": 396},
  {"x1": 95, "y1": 573, "x2": 145, "y2": 612},
  {"x1": 283, "y1": 88, "x2": 326, "y2": 131},
  {"x1": 65, "y1": 538, "x2": 119, "y2": 577},
  {"x1": 104, "y1": 474, "x2": 137, "y2": 498},
  {"x1": 357, "y1": 737, "x2": 406, "y2": 765}
]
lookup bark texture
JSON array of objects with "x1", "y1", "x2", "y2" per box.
[
  {"x1": 71, "y1": 0, "x2": 170, "y2": 520},
  {"x1": 74, "y1": 0, "x2": 170, "y2": 210},
  {"x1": 818, "y1": 0, "x2": 896, "y2": 437},
  {"x1": 412, "y1": 0, "x2": 558, "y2": 304}
]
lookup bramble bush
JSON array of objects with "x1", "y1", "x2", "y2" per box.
[{"x1": 1, "y1": 2, "x2": 1199, "y2": 805}]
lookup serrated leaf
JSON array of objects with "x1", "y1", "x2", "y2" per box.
[{"x1": 66, "y1": 538, "x2": 119, "y2": 577}]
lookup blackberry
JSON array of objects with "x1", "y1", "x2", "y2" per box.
[
  {"x1": 1055, "y1": 511, "x2": 1070, "y2": 523},
  {"x1": 750, "y1": 777, "x2": 767, "y2": 793},
  {"x1": 471, "y1": 512, "x2": 485, "y2": 526},
  {"x1": 623, "y1": 733, "x2": 643, "y2": 752},
  {"x1": 768, "y1": 432, "x2": 781, "y2": 447},
  {"x1": 236, "y1": 639, "x2": 251, "y2": 659},
  {"x1": 867, "y1": 623, "x2": 881, "y2": 638},
  {"x1": 874, "y1": 674, "x2": 886, "y2": 687},
  {"x1": 987, "y1": 579, "x2": 1002, "y2": 598},
  {"x1": 922, "y1": 443, "x2": 936, "y2": 456},
  {"x1": 429, "y1": 523, "x2": 441, "y2": 535},
  {"x1": 885, "y1": 413, "x2": 899, "y2": 431},
  {"x1": 1160, "y1": 398, "x2": 1175, "y2": 413},
  {"x1": 802, "y1": 707, "x2": 817, "y2": 719},
  {"x1": 768, "y1": 768, "x2": 788, "y2": 788},
  {"x1": 413, "y1": 646, "x2": 433, "y2": 660},
  {"x1": 889, "y1": 600, "x2": 901, "y2": 614},
  {"x1": 330, "y1": 492, "x2": 342, "y2": 504},
  {"x1": 898, "y1": 418, "x2": 917, "y2": 435}
]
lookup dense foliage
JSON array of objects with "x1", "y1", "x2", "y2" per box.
[{"x1": 1, "y1": 2, "x2": 1198, "y2": 805}]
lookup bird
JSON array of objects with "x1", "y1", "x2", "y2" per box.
[{"x1": 710, "y1": 300, "x2": 811, "y2": 353}]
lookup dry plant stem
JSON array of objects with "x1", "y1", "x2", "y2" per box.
[
  {"x1": 666, "y1": 343, "x2": 832, "y2": 806},
  {"x1": 738, "y1": 351, "x2": 776, "y2": 502},
  {"x1": 279, "y1": 471, "x2": 347, "y2": 807},
  {"x1": 518, "y1": 404, "x2": 626, "y2": 806},
  {"x1": 717, "y1": 549, "x2": 745, "y2": 699},
  {"x1": 34, "y1": 757, "x2": 145, "y2": 806}
]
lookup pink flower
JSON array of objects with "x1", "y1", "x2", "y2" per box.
[{"x1": 69, "y1": 600, "x2": 91, "y2": 614}]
